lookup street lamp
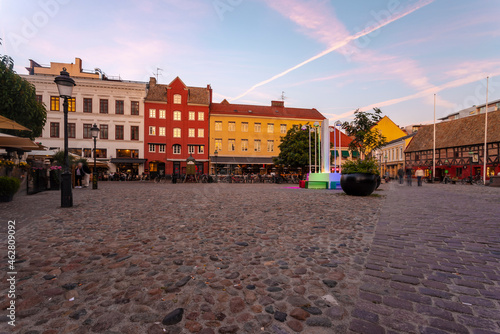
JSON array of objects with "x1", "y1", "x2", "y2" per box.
[
  {"x1": 301, "y1": 125, "x2": 312, "y2": 174},
  {"x1": 91, "y1": 123, "x2": 100, "y2": 189},
  {"x1": 335, "y1": 121, "x2": 342, "y2": 174},
  {"x1": 314, "y1": 121, "x2": 320, "y2": 173},
  {"x1": 54, "y1": 68, "x2": 76, "y2": 208}
]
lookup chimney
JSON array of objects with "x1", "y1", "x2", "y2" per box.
[{"x1": 271, "y1": 100, "x2": 284, "y2": 107}]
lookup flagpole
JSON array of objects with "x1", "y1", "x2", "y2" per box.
[
  {"x1": 433, "y1": 94, "x2": 436, "y2": 182},
  {"x1": 483, "y1": 76, "x2": 489, "y2": 185}
]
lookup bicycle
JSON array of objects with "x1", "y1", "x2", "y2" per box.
[{"x1": 154, "y1": 175, "x2": 167, "y2": 184}]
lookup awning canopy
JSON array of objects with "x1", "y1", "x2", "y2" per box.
[
  {"x1": 342, "y1": 150, "x2": 350, "y2": 158},
  {"x1": 0, "y1": 134, "x2": 39, "y2": 151},
  {"x1": 110, "y1": 158, "x2": 147, "y2": 164},
  {"x1": 210, "y1": 156, "x2": 275, "y2": 165},
  {"x1": 0, "y1": 115, "x2": 31, "y2": 131},
  {"x1": 352, "y1": 151, "x2": 360, "y2": 157}
]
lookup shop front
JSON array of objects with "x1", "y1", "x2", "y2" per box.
[
  {"x1": 209, "y1": 156, "x2": 275, "y2": 175},
  {"x1": 110, "y1": 158, "x2": 147, "y2": 180}
]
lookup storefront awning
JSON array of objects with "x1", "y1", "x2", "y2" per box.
[
  {"x1": 110, "y1": 158, "x2": 147, "y2": 164},
  {"x1": 342, "y1": 150, "x2": 350, "y2": 158},
  {"x1": 210, "y1": 156, "x2": 275, "y2": 165},
  {"x1": 0, "y1": 134, "x2": 39, "y2": 151},
  {"x1": 352, "y1": 151, "x2": 360, "y2": 157}
]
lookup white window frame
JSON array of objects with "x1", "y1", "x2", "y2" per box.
[
  {"x1": 198, "y1": 112, "x2": 204, "y2": 121},
  {"x1": 159, "y1": 127, "x2": 166, "y2": 136},
  {"x1": 228, "y1": 122, "x2": 236, "y2": 131},
  {"x1": 149, "y1": 144, "x2": 156, "y2": 152},
  {"x1": 159, "y1": 109, "x2": 166, "y2": 119},
  {"x1": 149, "y1": 109, "x2": 156, "y2": 118},
  {"x1": 241, "y1": 139, "x2": 248, "y2": 152},
  {"x1": 198, "y1": 145, "x2": 205, "y2": 154},
  {"x1": 173, "y1": 94, "x2": 181, "y2": 104},
  {"x1": 173, "y1": 144, "x2": 181, "y2": 154},
  {"x1": 228, "y1": 139, "x2": 235, "y2": 151},
  {"x1": 149, "y1": 126, "x2": 156, "y2": 136},
  {"x1": 173, "y1": 128, "x2": 181, "y2": 138},
  {"x1": 188, "y1": 145, "x2": 195, "y2": 154},
  {"x1": 215, "y1": 139, "x2": 222, "y2": 152},
  {"x1": 241, "y1": 122, "x2": 248, "y2": 132},
  {"x1": 159, "y1": 144, "x2": 166, "y2": 153},
  {"x1": 267, "y1": 140, "x2": 274, "y2": 152},
  {"x1": 254, "y1": 139, "x2": 261, "y2": 152},
  {"x1": 215, "y1": 121, "x2": 222, "y2": 131},
  {"x1": 268, "y1": 123, "x2": 274, "y2": 133},
  {"x1": 173, "y1": 111, "x2": 181, "y2": 121},
  {"x1": 254, "y1": 123, "x2": 261, "y2": 132},
  {"x1": 188, "y1": 128, "x2": 195, "y2": 137},
  {"x1": 188, "y1": 111, "x2": 195, "y2": 120},
  {"x1": 280, "y1": 124, "x2": 287, "y2": 134},
  {"x1": 198, "y1": 128, "x2": 204, "y2": 138}
]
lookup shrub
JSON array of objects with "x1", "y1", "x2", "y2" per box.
[
  {"x1": 0, "y1": 176, "x2": 21, "y2": 196},
  {"x1": 342, "y1": 159, "x2": 379, "y2": 175}
]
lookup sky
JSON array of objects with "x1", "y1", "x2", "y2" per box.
[{"x1": 1, "y1": 0, "x2": 500, "y2": 128}]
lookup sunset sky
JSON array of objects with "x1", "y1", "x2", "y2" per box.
[{"x1": 1, "y1": 0, "x2": 499, "y2": 127}]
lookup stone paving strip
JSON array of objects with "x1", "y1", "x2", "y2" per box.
[
  {"x1": 349, "y1": 183, "x2": 500, "y2": 334},
  {"x1": 0, "y1": 183, "x2": 383, "y2": 334}
]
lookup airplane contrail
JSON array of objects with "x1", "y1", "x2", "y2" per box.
[{"x1": 230, "y1": 0, "x2": 435, "y2": 102}]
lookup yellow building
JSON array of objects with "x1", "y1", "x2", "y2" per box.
[
  {"x1": 209, "y1": 100, "x2": 325, "y2": 174},
  {"x1": 372, "y1": 116, "x2": 407, "y2": 144}
]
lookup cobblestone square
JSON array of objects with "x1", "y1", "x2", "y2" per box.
[{"x1": 0, "y1": 182, "x2": 499, "y2": 334}]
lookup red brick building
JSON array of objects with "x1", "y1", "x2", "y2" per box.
[{"x1": 144, "y1": 77, "x2": 211, "y2": 177}]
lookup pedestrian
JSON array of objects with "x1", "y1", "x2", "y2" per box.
[
  {"x1": 397, "y1": 167, "x2": 404, "y2": 184},
  {"x1": 406, "y1": 168, "x2": 412, "y2": 186},
  {"x1": 75, "y1": 162, "x2": 84, "y2": 188},
  {"x1": 82, "y1": 163, "x2": 91, "y2": 187},
  {"x1": 416, "y1": 167, "x2": 424, "y2": 186}
]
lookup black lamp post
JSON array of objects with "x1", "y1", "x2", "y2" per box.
[
  {"x1": 91, "y1": 123, "x2": 100, "y2": 189},
  {"x1": 214, "y1": 150, "x2": 218, "y2": 176},
  {"x1": 54, "y1": 68, "x2": 76, "y2": 208}
]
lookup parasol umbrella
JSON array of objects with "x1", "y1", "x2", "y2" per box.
[{"x1": 0, "y1": 115, "x2": 31, "y2": 131}]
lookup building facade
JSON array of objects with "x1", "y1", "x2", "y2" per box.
[
  {"x1": 22, "y1": 58, "x2": 148, "y2": 176},
  {"x1": 209, "y1": 100, "x2": 325, "y2": 174},
  {"x1": 373, "y1": 133, "x2": 415, "y2": 178},
  {"x1": 144, "y1": 77, "x2": 211, "y2": 177},
  {"x1": 405, "y1": 110, "x2": 500, "y2": 180}
]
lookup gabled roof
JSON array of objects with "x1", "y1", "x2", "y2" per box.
[
  {"x1": 329, "y1": 128, "x2": 353, "y2": 147},
  {"x1": 210, "y1": 101, "x2": 325, "y2": 120},
  {"x1": 405, "y1": 110, "x2": 500, "y2": 152},
  {"x1": 145, "y1": 77, "x2": 211, "y2": 105}
]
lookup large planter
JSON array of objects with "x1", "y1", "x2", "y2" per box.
[
  {"x1": 341, "y1": 173, "x2": 378, "y2": 196},
  {"x1": 0, "y1": 195, "x2": 14, "y2": 202}
]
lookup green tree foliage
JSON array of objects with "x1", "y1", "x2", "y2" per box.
[
  {"x1": 341, "y1": 108, "x2": 386, "y2": 158},
  {"x1": 0, "y1": 39, "x2": 14, "y2": 70},
  {"x1": 0, "y1": 56, "x2": 46, "y2": 140},
  {"x1": 275, "y1": 124, "x2": 319, "y2": 169}
]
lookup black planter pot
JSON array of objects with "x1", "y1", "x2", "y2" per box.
[
  {"x1": 0, "y1": 194, "x2": 14, "y2": 202},
  {"x1": 341, "y1": 173, "x2": 378, "y2": 196},
  {"x1": 376, "y1": 175, "x2": 381, "y2": 189}
]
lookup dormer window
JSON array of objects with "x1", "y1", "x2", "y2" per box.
[{"x1": 174, "y1": 94, "x2": 181, "y2": 104}]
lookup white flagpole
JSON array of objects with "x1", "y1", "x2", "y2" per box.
[
  {"x1": 433, "y1": 94, "x2": 436, "y2": 182},
  {"x1": 483, "y1": 77, "x2": 489, "y2": 185}
]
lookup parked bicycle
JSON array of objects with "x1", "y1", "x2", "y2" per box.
[
  {"x1": 461, "y1": 175, "x2": 483, "y2": 185},
  {"x1": 154, "y1": 175, "x2": 167, "y2": 184}
]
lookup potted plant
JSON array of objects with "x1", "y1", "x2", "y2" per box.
[
  {"x1": 340, "y1": 108, "x2": 386, "y2": 196},
  {"x1": 49, "y1": 165, "x2": 62, "y2": 190},
  {"x1": 0, "y1": 176, "x2": 21, "y2": 202}
]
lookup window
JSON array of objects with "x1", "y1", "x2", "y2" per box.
[
  {"x1": 83, "y1": 98, "x2": 92, "y2": 113},
  {"x1": 159, "y1": 127, "x2": 166, "y2": 136},
  {"x1": 50, "y1": 122, "x2": 59, "y2": 138},
  {"x1": 215, "y1": 139, "x2": 222, "y2": 152},
  {"x1": 83, "y1": 124, "x2": 92, "y2": 139},
  {"x1": 68, "y1": 98, "x2": 76, "y2": 112},
  {"x1": 173, "y1": 128, "x2": 181, "y2": 138},
  {"x1": 173, "y1": 94, "x2": 181, "y2": 104},
  {"x1": 215, "y1": 121, "x2": 222, "y2": 131},
  {"x1": 115, "y1": 100, "x2": 124, "y2": 114},
  {"x1": 228, "y1": 122, "x2": 236, "y2": 131},
  {"x1": 68, "y1": 123, "x2": 76, "y2": 138},
  {"x1": 189, "y1": 128, "x2": 195, "y2": 137},
  {"x1": 131, "y1": 126, "x2": 139, "y2": 140},
  {"x1": 198, "y1": 146, "x2": 205, "y2": 154},
  {"x1": 149, "y1": 144, "x2": 156, "y2": 152},
  {"x1": 280, "y1": 124, "x2": 287, "y2": 134},
  {"x1": 117, "y1": 149, "x2": 138, "y2": 158},
  {"x1": 159, "y1": 109, "x2": 166, "y2": 119},
  {"x1": 36, "y1": 95, "x2": 42, "y2": 103},
  {"x1": 95, "y1": 149, "x2": 107, "y2": 158},
  {"x1": 173, "y1": 111, "x2": 181, "y2": 120},
  {"x1": 198, "y1": 112, "x2": 204, "y2": 121},
  {"x1": 99, "y1": 99, "x2": 108, "y2": 114},
  {"x1": 228, "y1": 139, "x2": 235, "y2": 151},
  {"x1": 173, "y1": 144, "x2": 181, "y2": 154},
  {"x1": 149, "y1": 109, "x2": 156, "y2": 118},
  {"x1": 83, "y1": 148, "x2": 92, "y2": 158},
  {"x1": 149, "y1": 126, "x2": 156, "y2": 136},
  {"x1": 159, "y1": 144, "x2": 166, "y2": 153},
  {"x1": 254, "y1": 140, "x2": 261, "y2": 152},
  {"x1": 131, "y1": 101, "x2": 139, "y2": 115},
  {"x1": 50, "y1": 96, "x2": 60, "y2": 111},
  {"x1": 188, "y1": 145, "x2": 195, "y2": 154},
  {"x1": 198, "y1": 128, "x2": 204, "y2": 138},
  {"x1": 115, "y1": 125, "x2": 124, "y2": 140},
  {"x1": 189, "y1": 111, "x2": 195, "y2": 120},
  {"x1": 267, "y1": 140, "x2": 274, "y2": 152},
  {"x1": 254, "y1": 123, "x2": 261, "y2": 132},
  {"x1": 241, "y1": 139, "x2": 248, "y2": 152},
  {"x1": 100, "y1": 125, "x2": 108, "y2": 139},
  {"x1": 268, "y1": 123, "x2": 274, "y2": 133},
  {"x1": 241, "y1": 122, "x2": 248, "y2": 132}
]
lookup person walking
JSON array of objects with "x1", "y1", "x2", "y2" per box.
[
  {"x1": 397, "y1": 167, "x2": 404, "y2": 184},
  {"x1": 416, "y1": 167, "x2": 424, "y2": 186},
  {"x1": 75, "y1": 162, "x2": 84, "y2": 188},
  {"x1": 406, "y1": 168, "x2": 412, "y2": 186},
  {"x1": 82, "y1": 163, "x2": 91, "y2": 187}
]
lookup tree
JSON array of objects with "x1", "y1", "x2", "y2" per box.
[
  {"x1": 341, "y1": 108, "x2": 386, "y2": 158},
  {"x1": 275, "y1": 124, "x2": 319, "y2": 170},
  {"x1": 0, "y1": 46, "x2": 47, "y2": 140}
]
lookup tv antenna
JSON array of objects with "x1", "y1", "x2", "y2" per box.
[
  {"x1": 153, "y1": 68, "x2": 163, "y2": 81},
  {"x1": 281, "y1": 91, "x2": 286, "y2": 101}
]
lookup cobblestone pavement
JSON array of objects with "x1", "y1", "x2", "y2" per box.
[
  {"x1": 1, "y1": 182, "x2": 381, "y2": 334},
  {"x1": 349, "y1": 182, "x2": 500, "y2": 334},
  {"x1": 0, "y1": 181, "x2": 499, "y2": 334}
]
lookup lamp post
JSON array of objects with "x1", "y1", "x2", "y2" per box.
[
  {"x1": 91, "y1": 123, "x2": 100, "y2": 189},
  {"x1": 330, "y1": 127, "x2": 335, "y2": 172},
  {"x1": 54, "y1": 68, "x2": 76, "y2": 208},
  {"x1": 301, "y1": 125, "x2": 312, "y2": 174},
  {"x1": 314, "y1": 121, "x2": 320, "y2": 173},
  {"x1": 336, "y1": 121, "x2": 342, "y2": 173}
]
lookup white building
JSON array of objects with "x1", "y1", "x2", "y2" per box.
[{"x1": 21, "y1": 58, "x2": 147, "y2": 175}]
